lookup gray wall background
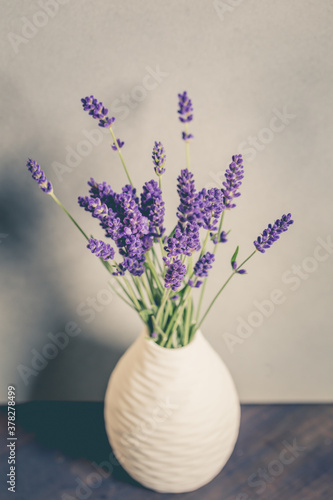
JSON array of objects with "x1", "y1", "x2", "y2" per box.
[{"x1": 1, "y1": 0, "x2": 332, "y2": 403}]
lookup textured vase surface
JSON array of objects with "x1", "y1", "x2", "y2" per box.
[{"x1": 104, "y1": 328, "x2": 240, "y2": 493}]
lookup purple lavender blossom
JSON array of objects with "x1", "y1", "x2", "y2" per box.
[
  {"x1": 254, "y1": 213, "x2": 294, "y2": 253},
  {"x1": 177, "y1": 169, "x2": 201, "y2": 225},
  {"x1": 211, "y1": 230, "x2": 228, "y2": 245},
  {"x1": 87, "y1": 178, "x2": 116, "y2": 207},
  {"x1": 181, "y1": 223, "x2": 201, "y2": 256},
  {"x1": 87, "y1": 238, "x2": 115, "y2": 261},
  {"x1": 79, "y1": 182, "x2": 151, "y2": 276},
  {"x1": 140, "y1": 180, "x2": 165, "y2": 238},
  {"x1": 231, "y1": 261, "x2": 246, "y2": 274},
  {"x1": 188, "y1": 279, "x2": 203, "y2": 288},
  {"x1": 178, "y1": 91, "x2": 193, "y2": 123},
  {"x1": 78, "y1": 196, "x2": 109, "y2": 219},
  {"x1": 177, "y1": 171, "x2": 225, "y2": 232},
  {"x1": 164, "y1": 258, "x2": 187, "y2": 291},
  {"x1": 194, "y1": 252, "x2": 215, "y2": 278},
  {"x1": 199, "y1": 188, "x2": 225, "y2": 231},
  {"x1": 115, "y1": 186, "x2": 150, "y2": 275},
  {"x1": 117, "y1": 185, "x2": 148, "y2": 238},
  {"x1": 152, "y1": 141, "x2": 166, "y2": 176},
  {"x1": 220, "y1": 231, "x2": 228, "y2": 243},
  {"x1": 162, "y1": 168, "x2": 206, "y2": 260},
  {"x1": 221, "y1": 155, "x2": 244, "y2": 209},
  {"x1": 26, "y1": 159, "x2": 53, "y2": 193},
  {"x1": 182, "y1": 131, "x2": 194, "y2": 141},
  {"x1": 111, "y1": 139, "x2": 125, "y2": 151},
  {"x1": 81, "y1": 95, "x2": 115, "y2": 128},
  {"x1": 164, "y1": 222, "x2": 200, "y2": 258},
  {"x1": 121, "y1": 253, "x2": 146, "y2": 276}
]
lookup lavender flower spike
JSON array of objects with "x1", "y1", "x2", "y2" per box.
[
  {"x1": 221, "y1": 155, "x2": 244, "y2": 209},
  {"x1": 111, "y1": 139, "x2": 125, "y2": 151},
  {"x1": 254, "y1": 213, "x2": 294, "y2": 253},
  {"x1": 194, "y1": 252, "x2": 215, "y2": 278},
  {"x1": 152, "y1": 141, "x2": 166, "y2": 176},
  {"x1": 178, "y1": 91, "x2": 193, "y2": 123},
  {"x1": 164, "y1": 258, "x2": 187, "y2": 291},
  {"x1": 81, "y1": 95, "x2": 115, "y2": 128},
  {"x1": 140, "y1": 180, "x2": 165, "y2": 238},
  {"x1": 189, "y1": 252, "x2": 215, "y2": 288},
  {"x1": 87, "y1": 238, "x2": 115, "y2": 261},
  {"x1": 178, "y1": 91, "x2": 194, "y2": 142},
  {"x1": 26, "y1": 159, "x2": 53, "y2": 194}
]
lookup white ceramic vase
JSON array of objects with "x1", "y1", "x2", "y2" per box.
[{"x1": 104, "y1": 328, "x2": 240, "y2": 493}]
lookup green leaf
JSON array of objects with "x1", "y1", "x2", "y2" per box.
[
  {"x1": 139, "y1": 306, "x2": 158, "y2": 323},
  {"x1": 139, "y1": 310, "x2": 149, "y2": 322},
  {"x1": 231, "y1": 245, "x2": 239, "y2": 265}
]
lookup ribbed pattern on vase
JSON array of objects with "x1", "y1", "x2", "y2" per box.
[{"x1": 104, "y1": 330, "x2": 240, "y2": 493}]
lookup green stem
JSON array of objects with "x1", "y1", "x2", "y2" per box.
[
  {"x1": 197, "y1": 250, "x2": 257, "y2": 331},
  {"x1": 196, "y1": 279, "x2": 207, "y2": 323},
  {"x1": 112, "y1": 279, "x2": 133, "y2": 305},
  {"x1": 165, "y1": 293, "x2": 190, "y2": 347},
  {"x1": 107, "y1": 280, "x2": 136, "y2": 309},
  {"x1": 156, "y1": 288, "x2": 171, "y2": 325},
  {"x1": 151, "y1": 247, "x2": 163, "y2": 274},
  {"x1": 141, "y1": 273, "x2": 155, "y2": 304},
  {"x1": 159, "y1": 238, "x2": 166, "y2": 264},
  {"x1": 51, "y1": 193, "x2": 88, "y2": 241},
  {"x1": 214, "y1": 210, "x2": 226, "y2": 256},
  {"x1": 166, "y1": 330, "x2": 176, "y2": 348},
  {"x1": 145, "y1": 254, "x2": 164, "y2": 293},
  {"x1": 130, "y1": 276, "x2": 147, "y2": 309},
  {"x1": 109, "y1": 127, "x2": 134, "y2": 186},
  {"x1": 199, "y1": 230, "x2": 210, "y2": 259},
  {"x1": 51, "y1": 192, "x2": 115, "y2": 276},
  {"x1": 123, "y1": 276, "x2": 141, "y2": 311},
  {"x1": 164, "y1": 287, "x2": 191, "y2": 342},
  {"x1": 185, "y1": 123, "x2": 190, "y2": 171},
  {"x1": 162, "y1": 299, "x2": 172, "y2": 331},
  {"x1": 187, "y1": 255, "x2": 193, "y2": 277},
  {"x1": 111, "y1": 262, "x2": 135, "y2": 303},
  {"x1": 145, "y1": 266, "x2": 155, "y2": 294},
  {"x1": 183, "y1": 291, "x2": 192, "y2": 345},
  {"x1": 196, "y1": 210, "x2": 226, "y2": 322}
]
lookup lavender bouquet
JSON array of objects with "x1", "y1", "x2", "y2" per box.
[{"x1": 26, "y1": 92, "x2": 293, "y2": 348}]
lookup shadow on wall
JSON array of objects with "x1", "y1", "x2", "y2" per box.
[
  {"x1": 0, "y1": 157, "x2": 42, "y2": 261},
  {"x1": 0, "y1": 155, "x2": 125, "y2": 402},
  {"x1": 28, "y1": 334, "x2": 124, "y2": 401}
]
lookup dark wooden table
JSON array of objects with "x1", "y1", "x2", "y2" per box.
[{"x1": 0, "y1": 403, "x2": 332, "y2": 500}]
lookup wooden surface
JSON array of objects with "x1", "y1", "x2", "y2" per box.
[{"x1": 0, "y1": 403, "x2": 332, "y2": 500}]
